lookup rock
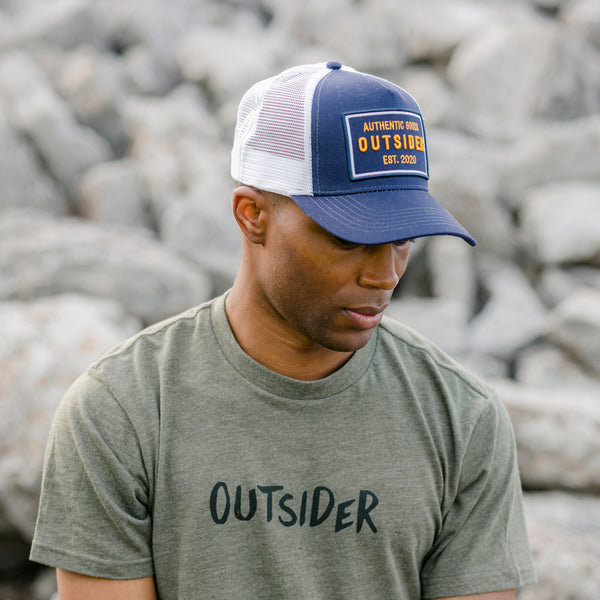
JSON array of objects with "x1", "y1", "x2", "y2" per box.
[
  {"x1": 385, "y1": 0, "x2": 495, "y2": 63},
  {"x1": 549, "y1": 288, "x2": 600, "y2": 374},
  {"x1": 537, "y1": 266, "x2": 600, "y2": 308},
  {"x1": 265, "y1": 0, "x2": 407, "y2": 73},
  {"x1": 123, "y1": 43, "x2": 180, "y2": 95},
  {"x1": 466, "y1": 256, "x2": 549, "y2": 360},
  {"x1": 121, "y1": 84, "x2": 223, "y2": 218},
  {"x1": 447, "y1": 17, "x2": 550, "y2": 139},
  {"x1": 397, "y1": 67, "x2": 459, "y2": 129},
  {"x1": 561, "y1": 0, "x2": 600, "y2": 49},
  {"x1": 0, "y1": 9, "x2": 8, "y2": 43},
  {"x1": 91, "y1": 0, "x2": 188, "y2": 95},
  {"x1": 495, "y1": 379, "x2": 600, "y2": 492},
  {"x1": 1, "y1": 1, "x2": 40, "y2": 14},
  {"x1": 532, "y1": 0, "x2": 572, "y2": 11},
  {"x1": 537, "y1": 31, "x2": 600, "y2": 121},
  {"x1": 94, "y1": 0, "x2": 196, "y2": 55},
  {"x1": 0, "y1": 294, "x2": 142, "y2": 539},
  {"x1": 520, "y1": 181, "x2": 600, "y2": 265},
  {"x1": 453, "y1": 353, "x2": 510, "y2": 382},
  {"x1": 447, "y1": 18, "x2": 599, "y2": 138},
  {"x1": 386, "y1": 297, "x2": 469, "y2": 356},
  {"x1": 0, "y1": 51, "x2": 113, "y2": 199},
  {"x1": 13, "y1": 88, "x2": 113, "y2": 198},
  {"x1": 53, "y1": 45, "x2": 128, "y2": 155},
  {"x1": 175, "y1": 25, "x2": 282, "y2": 105},
  {"x1": 515, "y1": 342, "x2": 600, "y2": 390},
  {"x1": 426, "y1": 129, "x2": 517, "y2": 258},
  {"x1": 161, "y1": 188, "x2": 242, "y2": 294},
  {"x1": 0, "y1": 0, "x2": 105, "y2": 52},
  {"x1": 0, "y1": 111, "x2": 67, "y2": 215},
  {"x1": 426, "y1": 235, "x2": 477, "y2": 309},
  {"x1": 76, "y1": 159, "x2": 153, "y2": 229},
  {"x1": 521, "y1": 492, "x2": 600, "y2": 600},
  {"x1": 0, "y1": 209, "x2": 212, "y2": 324},
  {"x1": 498, "y1": 116, "x2": 600, "y2": 208}
]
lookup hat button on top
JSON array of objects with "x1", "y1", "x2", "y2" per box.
[{"x1": 326, "y1": 61, "x2": 342, "y2": 70}]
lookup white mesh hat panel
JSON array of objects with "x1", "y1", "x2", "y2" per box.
[{"x1": 231, "y1": 64, "x2": 331, "y2": 196}]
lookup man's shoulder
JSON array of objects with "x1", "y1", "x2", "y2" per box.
[
  {"x1": 90, "y1": 296, "x2": 218, "y2": 376},
  {"x1": 377, "y1": 315, "x2": 494, "y2": 400}
]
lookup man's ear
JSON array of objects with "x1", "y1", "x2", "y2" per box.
[{"x1": 232, "y1": 186, "x2": 268, "y2": 244}]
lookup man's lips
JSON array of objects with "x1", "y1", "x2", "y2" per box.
[{"x1": 344, "y1": 305, "x2": 388, "y2": 329}]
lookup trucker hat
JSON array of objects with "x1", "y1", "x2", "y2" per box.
[{"x1": 231, "y1": 61, "x2": 476, "y2": 246}]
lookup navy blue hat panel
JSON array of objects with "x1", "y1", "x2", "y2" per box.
[{"x1": 311, "y1": 69, "x2": 429, "y2": 195}]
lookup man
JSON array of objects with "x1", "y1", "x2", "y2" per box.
[{"x1": 30, "y1": 62, "x2": 536, "y2": 599}]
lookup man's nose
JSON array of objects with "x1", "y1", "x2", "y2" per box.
[{"x1": 358, "y1": 244, "x2": 404, "y2": 290}]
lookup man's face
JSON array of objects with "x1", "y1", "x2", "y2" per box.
[{"x1": 255, "y1": 197, "x2": 412, "y2": 354}]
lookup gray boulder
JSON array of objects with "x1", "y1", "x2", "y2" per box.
[
  {"x1": 398, "y1": 67, "x2": 460, "y2": 129},
  {"x1": 447, "y1": 17, "x2": 550, "y2": 139},
  {"x1": 521, "y1": 492, "x2": 600, "y2": 600},
  {"x1": 550, "y1": 288, "x2": 600, "y2": 374},
  {"x1": 520, "y1": 181, "x2": 600, "y2": 266},
  {"x1": 386, "y1": 297, "x2": 470, "y2": 357},
  {"x1": 268, "y1": 0, "x2": 407, "y2": 73},
  {"x1": 496, "y1": 379, "x2": 600, "y2": 492},
  {"x1": 426, "y1": 236, "x2": 477, "y2": 308},
  {"x1": 426, "y1": 129, "x2": 517, "y2": 258},
  {"x1": 0, "y1": 0, "x2": 105, "y2": 51},
  {"x1": 52, "y1": 45, "x2": 128, "y2": 154},
  {"x1": 0, "y1": 51, "x2": 113, "y2": 199},
  {"x1": 537, "y1": 266, "x2": 600, "y2": 308},
  {"x1": 121, "y1": 84, "x2": 223, "y2": 219},
  {"x1": 499, "y1": 116, "x2": 600, "y2": 208},
  {"x1": 123, "y1": 43, "x2": 180, "y2": 96},
  {"x1": 466, "y1": 256, "x2": 549, "y2": 360},
  {"x1": 0, "y1": 111, "x2": 66, "y2": 214},
  {"x1": 387, "y1": 0, "x2": 495, "y2": 63},
  {"x1": 448, "y1": 18, "x2": 599, "y2": 139},
  {"x1": 176, "y1": 25, "x2": 283, "y2": 106},
  {"x1": 0, "y1": 294, "x2": 141, "y2": 539},
  {"x1": 515, "y1": 342, "x2": 600, "y2": 391},
  {"x1": 561, "y1": 0, "x2": 600, "y2": 49},
  {"x1": 0, "y1": 209, "x2": 212, "y2": 324},
  {"x1": 161, "y1": 189, "x2": 242, "y2": 294},
  {"x1": 93, "y1": 0, "x2": 196, "y2": 57},
  {"x1": 0, "y1": 8, "x2": 7, "y2": 36},
  {"x1": 76, "y1": 159, "x2": 153, "y2": 230}
]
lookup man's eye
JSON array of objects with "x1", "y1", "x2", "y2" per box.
[
  {"x1": 333, "y1": 237, "x2": 362, "y2": 250},
  {"x1": 393, "y1": 238, "x2": 415, "y2": 248}
]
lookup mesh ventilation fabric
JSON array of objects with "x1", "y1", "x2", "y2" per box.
[
  {"x1": 245, "y1": 70, "x2": 308, "y2": 162},
  {"x1": 231, "y1": 64, "x2": 331, "y2": 196}
]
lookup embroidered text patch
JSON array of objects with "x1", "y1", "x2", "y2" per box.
[{"x1": 344, "y1": 110, "x2": 428, "y2": 180}]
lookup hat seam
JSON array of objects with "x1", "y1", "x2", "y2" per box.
[
  {"x1": 296, "y1": 186, "x2": 430, "y2": 197},
  {"x1": 312, "y1": 69, "x2": 328, "y2": 194}
]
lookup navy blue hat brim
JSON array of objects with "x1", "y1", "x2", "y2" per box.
[{"x1": 290, "y1": 189, "x2": 477, "y2": 246}]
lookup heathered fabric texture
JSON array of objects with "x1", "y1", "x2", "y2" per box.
[{"x1": 31, "y1": 293, "x2": 536, "y2": 599}]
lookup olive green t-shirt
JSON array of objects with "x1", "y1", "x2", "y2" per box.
[{"x1": 30, "y1": 293, "x2": 536, "y2": 598}]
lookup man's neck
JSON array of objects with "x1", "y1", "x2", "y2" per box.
[{"x1": 225, "y1": 286, "x2": 354, "y2": 381}]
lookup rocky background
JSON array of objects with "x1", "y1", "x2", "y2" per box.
[{"x1": 0, "y1": 0, "x2": 599, "y2": 598}]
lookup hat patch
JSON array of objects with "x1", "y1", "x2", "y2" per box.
[{"x1": 344, "y1": 110, "x2": 428, "y2": 180}]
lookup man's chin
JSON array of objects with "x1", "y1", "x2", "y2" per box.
[{"x1": 322, "y1": 328, "x2": 376, "y2": 354}]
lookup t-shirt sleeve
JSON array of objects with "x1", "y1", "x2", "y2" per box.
[
  {"x1": 29, "y1": 371, "x2": 155, "y2": 579},
  {"x1": 420, "y1": 393, "x2": 537, "y2": 598}
]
